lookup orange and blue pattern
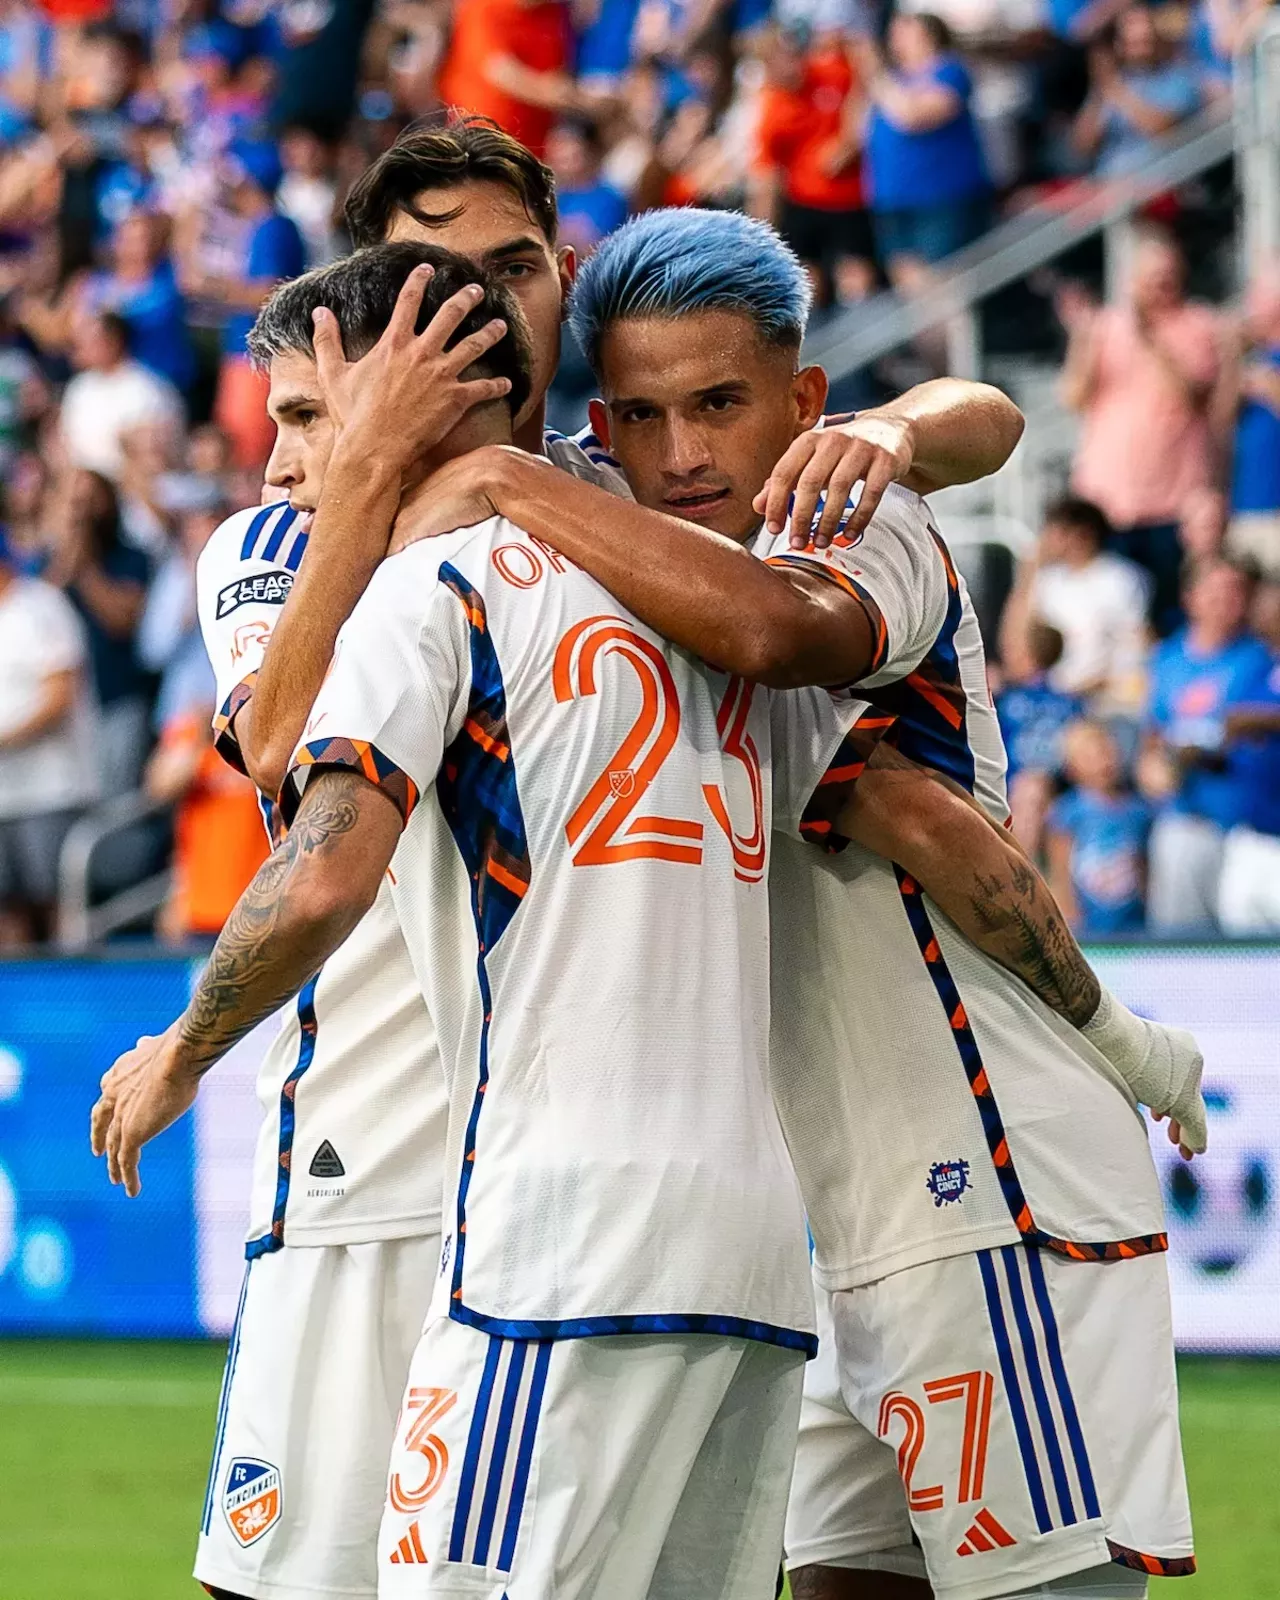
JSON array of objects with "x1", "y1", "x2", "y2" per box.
[
  {"x1": 436, "y1": 562, "x2": 532, "y2": 1323},
  {"x1": 290, "y1": 736, "x2": 421, "y2": 824}
]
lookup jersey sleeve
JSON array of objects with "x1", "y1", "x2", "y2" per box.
[
  {"x1": 770, "y1": 688, "x2": 897, "y2": 851},
  {"x1": 760, "y1": 485, "x2": 952, "y2": 687},
  {"x1": 279, "y1": 550, "x2": 470, "y2": 827},
  {"x1": 195, "y1": 501, "x2": 308, "y2": 775}
]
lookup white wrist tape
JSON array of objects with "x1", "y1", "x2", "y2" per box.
[{"x1": 1081, "y1": 986, "x2": 1207, "y2": 1154}]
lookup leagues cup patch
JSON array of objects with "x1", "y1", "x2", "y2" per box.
[
  {"x1": 224, "y1": 1457, "x2": 282, "y2": 1546},
  {"x1": 216, "y1": 569, "x2": 294, "y2": 619},
  {"x1": 927, "y1": 1159, "x2": 971, "y2": 1206}
]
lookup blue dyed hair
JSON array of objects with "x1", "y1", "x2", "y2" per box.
[{"x1": 569, "y1": 208, "x2": 812, "y2": 375}]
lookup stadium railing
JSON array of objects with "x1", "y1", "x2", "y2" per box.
[{"x1": 57, "y1": 790, "x2": 174, "y2": 951}]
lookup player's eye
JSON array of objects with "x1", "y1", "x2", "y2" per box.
[
  {"x1": 618, "y1": 406, "x2": 658, "y2": 425},
  {"x1": 296, "y1": 409, "x2": 318, "y2": 427},
  {"x1": 701, "y1": 392, "x2": 741, "y2": 414},
  {"x1": 497, "y1": 260, "x2": 538, "y2": 281}
]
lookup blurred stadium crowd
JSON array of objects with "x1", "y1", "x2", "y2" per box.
[{"x1": 0, "y1": 0, "x2": 1277, "y2": 948}]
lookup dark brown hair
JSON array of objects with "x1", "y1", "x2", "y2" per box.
[{"x1": 344, "y1": 114, "x2": 558, "y2": 249}]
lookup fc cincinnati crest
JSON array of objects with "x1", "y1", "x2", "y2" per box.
[
  {"x1": 927, "y1": 1159, "x2": 971, "y2": 1206},
  {"x1": 224, "y1": 1458, "x2": 282, "y2": 1546}
]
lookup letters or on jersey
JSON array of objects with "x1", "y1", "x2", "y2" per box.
[
  {"x1": 196, "y1": 503, "x2": 447, "y2": 1252},
  {"x1": 756, "y1": 485, "x2": 1165, "y2": 1288},
  {"x1": 284, "y1": 515, "x2": 824, "y2": 1349}
]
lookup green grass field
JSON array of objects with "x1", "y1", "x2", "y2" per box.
[{"x1": 0, "y1": 1346, "x2": 1274, "y2": 1598}]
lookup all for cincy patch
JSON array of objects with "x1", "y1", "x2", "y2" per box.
[
  {"x1": 223, "y1": 1457, "x2": 282, "y2": 1547},
  {"x1": 926, "y1": 1158, "x2": 971, "y2": 1206},
  {"x1": 216, "y1": 569, "x2": 294, "y2": 619}
]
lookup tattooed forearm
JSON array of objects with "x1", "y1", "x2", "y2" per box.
[
  {"x1": 966, "y1": 859, "x2": 1101, "y2": 1029},
  {"x1": 174, "y1": 775, "x2": 386, "y2": 1076},
  {"x1": 841, "y1": 744, "x2": 1102, "y2": 1030}
]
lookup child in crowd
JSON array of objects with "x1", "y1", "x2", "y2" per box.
[
  {"x1": 995, "y1": 620, "x2": 1083, "y2": 855},
  {"x1": 1047, "y1": 718, "x2": 1151, "y2": 937}
]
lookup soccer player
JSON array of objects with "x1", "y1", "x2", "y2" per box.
[
  {"x1": 97, "y1": 242, "x2": 1181, "y2": 1600},
  {"x1": 393, "y1": 208, "x2": 1202, "y2": 1598},
  {"x1": 98, "y1": 239, "x2": 841, "y2": 1600},
  {"x1": 93, "y1": 118, "x2": 1038, "y2": 1600}
]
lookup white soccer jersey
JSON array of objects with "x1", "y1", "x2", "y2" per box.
[
  {"x1": 282, "y1": 514, "x2": 829, "y2": 1349},
  {"x1": 196, "y1": 502, "x2": 447, "y2": 1252},
  {"x1": 755, "y1": 486, "x2": 1167, "y2": 1290}
]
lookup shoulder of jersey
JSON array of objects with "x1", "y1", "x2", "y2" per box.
[
  {"x1": 198, "y1": 501, "x2": 309, "y2": 579},
  {"x1": 544, "y1": 427, "x2": 630, "y2": 493}
]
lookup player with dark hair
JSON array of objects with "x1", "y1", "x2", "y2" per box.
[{"x1": 388, "y1": 206, "x2": 1202, "y2": 1600}]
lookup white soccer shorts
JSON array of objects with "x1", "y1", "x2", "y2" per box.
[
  {"x1": 377, "y1": 1316, "x2": 805, "y2": 1598},
  {"x1": 195, "y1": 1235, "x2": 440, "y2": 1600},
  {"x1": 786, "y1": 1246, "x2": 1194, "y2": 1600}
]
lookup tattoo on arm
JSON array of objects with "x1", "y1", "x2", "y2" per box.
[
  {"x1": 176, "y1": 776, "x2": 374, "y2": 1074},
  {"x1": 854, "y1": 740, "x2": 1102, "y2": 1029},
  {"x1": 965, "y1": 857, "x2": 1101, "y2": 1030}
]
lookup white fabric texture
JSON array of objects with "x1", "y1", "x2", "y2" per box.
[
  {"x1": 379, "y1": 1318, "x2": 804, "y2": 1600},
  {"x1": 195, "y1": 1236, "x2": 440, "y2": 1600},
  {"x1": 786, "y1": 1250, "x2": 1192, "y2": 1600}
]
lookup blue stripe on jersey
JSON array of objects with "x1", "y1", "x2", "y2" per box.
[
  {"x1": 1001, "y1": 1245, "x2": 1077, "y2": 1526},
  {"x1": 1025, "y1": 1246, "x2": 1101, "y2": 1520},
  {"x1": 474, "y1": 1341, "x2": 528, "y2": 1566},
  {"x1": 498, "y1": 1341, "x2": 551, "y2": 1571},
  {"x1": 868, "y1": 536, "x2": 975, "y2": 793},
  {"x1": 244, "y1": 975, "x2": 320, "y2": 1260},
  {"x1": 449, "y1": 1301, "x2": 818, "y2": 1355},
  {"x1": 261, "y1": 504, "x2": 298, "y2": 562},
  {"x1": 450, "y1": 1335, "x2": 504, "y2": 1562},
  {"x1": 977, "y1": 1249, "x2": 1053, "y2": 1534},
  {"x1": 201, "y1": 1265, "x2": 250, "y2": 1533},
  {"x1": 240, "y1": 502, "x2": 282, "y2": 560},
  {"x1": 284, "y1": 527, "x2": 309, "y2": 571},
  {"x1": 435, "y1": 564, "x2": 532, "y2": 1318}
]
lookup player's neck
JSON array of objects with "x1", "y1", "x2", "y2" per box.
[
  {"x1": 513, "y1": 395, "x2": 548, "y2": 455},
  {"x1": 418, "y1": 403, "x2": 514, "y2": 479}
]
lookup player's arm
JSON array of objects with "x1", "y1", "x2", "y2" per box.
[
  {"x1": 833, "y1": 742, "x2": 1206, "y2": 1155},
  {"x1": 90, "y1": 769, "x2": 402, "y2": 1195},
  {"x1": 403, "y1": 445, "x2": 909, "y2": 690}
]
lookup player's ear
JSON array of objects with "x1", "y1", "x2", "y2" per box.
[
  {"x1": 793, "y1": 364, "x2": 828, "y2": 430},
  {"x1": 557, "y1": 245, "x2": 578, "y2": 317},
  {"x1": 588, "y1": 397, "x2": 612, "y2": 449}
]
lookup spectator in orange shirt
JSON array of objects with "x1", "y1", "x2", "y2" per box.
[
  {"x1": 145, "y1": 704, "x2": 268, "y2": 943},
  {"x1": 751, "y1": 24, "x2": 874, "y2": 308},
  {"x1": 438, "y1": 0, "x2": 579, "y2": 158}
]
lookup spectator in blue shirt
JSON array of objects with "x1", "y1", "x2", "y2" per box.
[
  {"x1": 1139, "y1": 558, "x2": 1270, "y2": 932},
  {"x1": 1218, "y1": 648, "x2": 1280, "y2": 932},
  {"x1": 546, "y1": 118, "x2": 629, "y2": 258},
  {"x1": 861, "y1": 14, "x2": 990, "y2": 287},
  {"x1": 1073, "y1": 4, "x2": 1202, "y2": 178},
  {"x1": 1224, "y1": 268, "x2": 1280, "y2": 581},
  {"x1": 1048, "y1": 719, "x2": 1151, "y2": 936},
  {"x1": 996, "y1": 620, "x2": 1084, "y2": 856},
  {"x1": 184, "y1": 137, "x2": 304, "y2": 468},
  {"x1": 85, "y1": 210, "x2": 195, "y2": 396}
]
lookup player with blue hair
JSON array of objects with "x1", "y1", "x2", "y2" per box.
[{"x1": 404, "y1": 205, "x2": 1201, "y2": 1600}]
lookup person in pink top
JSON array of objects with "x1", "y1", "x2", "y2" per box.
[{"x1": 1061, "y1": 225, "x2": 1228, "y2": 633}]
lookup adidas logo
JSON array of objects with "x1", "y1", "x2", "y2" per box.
[
  {"x1": 957, "y1": 1508, "x2": 1017, "y2": 1556},
  {"x1": 389, "y1": 1523, "x2": 428, "y2": 1565},
  {"x1": 309, "y1": 1140, "x2": 345, "y2": 1178}
]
